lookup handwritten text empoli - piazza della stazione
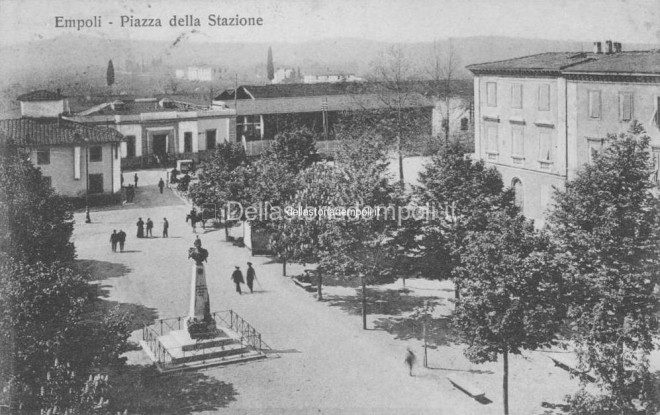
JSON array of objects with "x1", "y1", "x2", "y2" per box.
[{"x1": 55, "y1": 14, "x2": 264, "y2": 30}]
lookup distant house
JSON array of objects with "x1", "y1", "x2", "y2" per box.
[
  {"x1": 174, "y1": 66, "x2": 222, "y2": 82},
  {"x1": 467, "y1": 42, "x2": 660, "y2": 224},
  {"x1": 272, "y1": 68, "x2": 300, "y2": 84},
  {"x1": 1, "y1": 90, "x2": 124, "y2": 197},
  {"x1": 67, "y1": 97, "x2": 235, "y2": 164},
  {"x1": 212, "y1": 81, "x2": 446, "y2": 155},
  {"x1": 303, "y1": 73, "x2": 364, "y2": 84}
]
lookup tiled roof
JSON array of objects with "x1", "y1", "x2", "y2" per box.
[
  {"x1": 16, "y1": 90, "x2": 67, "y2": 102},
  {"x1": 216, "y1": 80, "x2": 474, "y2": 101},
  {"x1": 0, "y1": 118, "x2": 124, "y2": 147},
  {"x1": 77, "y1": 98, "x2": 207, "y2": 116},
  {"x1": 467, "y1": 50, "x2": 660, "y2": 75}
]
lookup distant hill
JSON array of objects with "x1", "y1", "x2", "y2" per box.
[{"x1": 0, "y1": 34, "x2": 656, "y2": 105}]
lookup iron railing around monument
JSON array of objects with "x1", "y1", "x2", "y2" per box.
[{"x1": 212, "y1": 310, "x2": 273, "y2": 351}]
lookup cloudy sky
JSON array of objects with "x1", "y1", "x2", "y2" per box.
[{"x1": 0, "y1": 0, "x2": 658, "y2": 45}]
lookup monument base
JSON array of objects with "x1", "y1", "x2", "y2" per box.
[{"x1": 140, "y1": 324, "x2": 266, "y2": 372}]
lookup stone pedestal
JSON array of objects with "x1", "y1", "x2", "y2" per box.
[{"x1": 187, "y1": 263, "x2": 216, "y2": 338}]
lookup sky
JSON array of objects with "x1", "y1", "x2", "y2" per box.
[{"x1": 0, "y1": 0, "x2": 658, "y2": 46}]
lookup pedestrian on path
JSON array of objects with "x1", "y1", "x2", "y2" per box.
[
  {"x1": 246, "y1": 262, "x2": 256, "y2": 293},
  {"x1": 110, "y1": 230, "x2": 118, "y2": 252},
  {"x1": 146, "y1": 218, "x2": 154, "y2": 237},
  {"x1": 162, "y1": 218, "x2": 169, "y2": 238},
  {"x1": 405, "y1": 348, "x2": 417, "y2": 377},
  {"x1": 231, "y1": 266, "x2": 244, "y2": 295},
  {"x1": 117, "y1": 229, "x2": 126, "y2": 252},
  {"x1": 136, "y1": 218, "x2": 144, "y2": 238},
  {"x1": 134, "y1": 173, "x2": 139, "y2": 188},
  {"x1": 158, "y1": 178, "x2": 165, "y2": 194}
]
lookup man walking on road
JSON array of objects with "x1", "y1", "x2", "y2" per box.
[
  {"x1": 162, "y1": 218, "x2": 169, "y2": 238},
  {"x1": 158, "y1": 178, "x2": 165, "y2": 194},
  {"x1": 117, "y1": 229, "x2": 126, "y2": 252},
  {"x1": 246, "y1": 262, "x2": 256, "y2": 293},
  {"x1": 231, "y1": 266, "x2": 244, "y2": 295},
  {"x1": 136, "y1": 217, "x2": 144, "y2": 238},
  {"x1": 110, "y1": 230, "x2": 118, "y2": 252},
  {"x1": 146, "y1": 218, "x2": 154, "y2": 237},
  {"x1": 405, "y1": 348, "x2": 417, "y2": 377},
  {"x1": 134, "y1": 173, "x2": 139, "y2": 188}
]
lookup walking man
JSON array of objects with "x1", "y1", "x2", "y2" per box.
[
  {"x1": 158, "y1": 178, "x2": 165, "y2": 194},
  {"x1": 110, "y1": 230, "x2": 118, "y2": 252},
  {"x1": 146, "y1": 218, "x2": 154, "y2": 237},
  {"x1": 134, "y1": 173, "x2": 139, "y2": 188},
  {"x1": 246, "y1": 262, "x2": 256, "y2": 293},
  {"x1": 231, "y1": 266, "x2": 244, "y2": 295},
  {"x1": 117, "y1": 229, "x2": 126, "y2": 252},
  {"x1": 405, "y1": 348, "x2": 417, "y2": 377},
  {"x1": 136, "y1": 217, "x2": 144, "y2": 238},
  {"x1": 162, "y1": 217, "x2": 169, "y2": 238}
]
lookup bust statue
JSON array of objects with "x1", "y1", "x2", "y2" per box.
[{"x1": 188, "y1": 245, "x2": 208, "y2": 265}]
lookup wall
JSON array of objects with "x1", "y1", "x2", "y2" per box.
[
  {"x1": 20, "y1": 100, "x2": 67, "y2": 117},
  {"x1": 432, "y1": 97, "x2": 472, "y2": 137},
  {"x1": 197, "y1": 117, "x2": 230, "y2": 150},
  {"x1": 114, "y1": 124, "x2": 142, "y2": 157},
  {"x1": 178, "y1": 120, "x2": 199, "y2": 153}
]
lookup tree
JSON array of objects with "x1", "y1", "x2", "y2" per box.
[
  {"x1": 106, "y1": 60, "x2": 115, "y2": 87},
  {"x1": 0, "y1": 150, "x2": 75, "y2": 264},
  {"x1": 547, "y1": 122, "x2": 659, "y2": 414},
  {"x1": 413, "y1": 141, "x2": 517, "y2": 296},
  {"x1": 453, "y1": 212, "x2": 563, "y2": 415},
  {"x1": 266, "y1": 127, "x2": 318, "y2": 174},
  {"x1": 427, "y1": 38, "x2": 461, "y2": 142},
  {"x1": 266, "y1": 47, "x2": 274, "y2": 81}
]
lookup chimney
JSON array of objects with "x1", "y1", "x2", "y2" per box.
[
  {"x1": 613, "y1": 42, "x2": 622, "y2": 53},
  {"x1": 605, "y1": 40, "x2": 613, "y2": 54},
  {"x1": 593, "y1": 41, "x2": 602, "y2": 54}
]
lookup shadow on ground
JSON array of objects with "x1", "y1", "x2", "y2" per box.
[
  {"x1": 76, "y1": 259, "x2": 131, "y2": 281},
  {"x1": 373, "y1": 314, "x2": 457, "y2": 347},
  {"x1": 108, "y1": 365, "x2": 238, "y2": 414},
  {"x1": 325, "y1": 288, "x2": 441, "y2": 316}
]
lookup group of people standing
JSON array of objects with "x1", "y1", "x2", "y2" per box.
[
  {"x1": 110, "y1": 230, "x2": 127, "y2": 252},
  {"x1": 231, "y1": 262, "x2": 257, "y2": 294},
  {"x1": 136, "y1": 217, "x2": 168, "y2": 238}
]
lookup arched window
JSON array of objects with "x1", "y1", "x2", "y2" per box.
[
  {"x1": 460, "y1": 117, "x2": 469, "y2": 131},
  {"x1": 511, "y1": 178, "x2": 524, "y2": 209}
]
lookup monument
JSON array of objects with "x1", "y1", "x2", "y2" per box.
[{"x1": 186, "y1": 237, "x2": 216, "y2": 338}]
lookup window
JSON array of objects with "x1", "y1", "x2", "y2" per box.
[
  {"x1": 206, "y1": 129, "x2": 217, "y2": 150},
  {"x1": 125, "y1": 136, "x2": 136, "y2": 158},
  {"x1": 89, "y1": 146, "x2": 102, "y2": 162},
  {"x1": 587, "y1": 138, "x2": 604, "y2": 164},
  {"x1": 588, "y1": 90, "x2": 601, "y2": 119},
  {"x1": 618, "y1": 92, "x2": 633, "y2": 122},
  {"x1": 37, "y1": 149, "x2": 50, "y2": 165},
  {"x1": 539, "y1": 130, "x2": 554, "y2": 162},
  {"x1": 655, "y1": 97, "x2": 660, "y2": 129},
  {"x1": 114, "y1": 144, "x2": 119, "y2": 159},
  {"x1": 486, "y1": 82, "x2": 497, "y2": 107},
  {"x1": 460, "y1": 117, "x2": 469, "y2": 131},
  {"x1": 538, "y1": 84, "x2": 550, "y2": 111},
  {"x1": 88, "y1": 174, "x2": 103, "y2": 194},
  {"x1": 184, "y1": 132, "x2": 193, "y2": 153},
  {"x1": 511, "y1": 127, "x2": 524, "y2": 157},
  {"x1": 511, "y1": 83, "x2": 523, "y2": 109},
  {"x1": 486, "y1": 125, "x2": 498, "y2": 153}
]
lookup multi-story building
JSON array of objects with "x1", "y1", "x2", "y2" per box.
[
  {"x1": 67, "y1": 97, "x2": 235, "y2": 164},
  {"x1": 468, "y1": 43, "x2": 660, "y2": 224},
  {"x1": 1, "y1": 90, "x2": 124, "y2": 197}
]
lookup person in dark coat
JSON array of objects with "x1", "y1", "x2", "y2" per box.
[
  {"x1": 162, "y1": 218, "x2": 169, "y2": 238},
  {"x1": 146, "y1": 218, "x2": 154, "y2": 237},
  {"x1": 246, "y1": 262, "x2": 256, "y2": 293},
  {"x1": 110, "y1": 230, "x2": 118, "y2": 252},
  {"x1": 405, "y1": 348, "x2": 417, "y2": 377},
  {"x1": 136, "y1": 218, "x2": 144, "y2": 238},
  {"x1": 134, "y1": 173, "x2": 139, "y2": 188},
  {"x1": 117, "y1": 230, "x2": 126, "y2": 252},
  {"x1": 231, "y1": 266, "x2": 244, "y2": 295},
  {"x1": 158, "y1": 178, "x2": 165, "y2": 194}
]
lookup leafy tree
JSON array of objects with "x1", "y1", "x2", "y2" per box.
[
  {"x1": 266, "y1": 47, "x2": 274, "y2": 81},
  {"x1": 0, "y1": 150, "x2": 75, "y2": 263},
  {"x1": 266, "y1": 127, "x2": 318, "y2": 174},
  {"x1": 106, "y1": 60, "x2": 115, "y2": 86},
  {"x1": 413, "y1": 141, "x2": 516, "y2": 294},
  {"x1": 453, "y1": 212, "x2": 563, "y2": 415},
  {"x1": 547, "y1": 122, "x2": 659, "y2": 414}
]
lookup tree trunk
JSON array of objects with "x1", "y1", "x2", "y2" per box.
[
  {"x1": 317, "y1": 274, "x2": 323, "y2": 301},
  {"x1": 454, "y1": 280, "x2": 460, "y2": 300},
  {"x1": 361, "y1": 275, "x2": 367, "y2": 330},
  {"x1": 224, "y1": 208, "x2": 230, "y2": 241},
  {"x1": 503, "y1": 346, "x2": 509, "y2": 415},
  {"x1": 397, "y1": 133, "x2": 404, "y2": 186},
  {"x1": 282, "y1": 259, "x2": 287, "y2": 277}
]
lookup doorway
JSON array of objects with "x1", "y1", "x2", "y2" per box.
[{"x1": 153, "y1": 134, "x2": 167, "y2": 155}]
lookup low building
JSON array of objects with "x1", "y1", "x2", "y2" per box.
[
  {"x1": 175, "y1": 66, "x2": 222, "y2": 82},
  {"x1": 1, "y1": 90, "x2": 124, "y2": 197},
  {"x1": 468, "y1": 42, "x2": 659, "y2": 224},
  {"x1": 303, "y1": 73, "x2": 364, "y2": 84},
  {"x1": 67, "y1": 98, "x2": 235, "y2": 164}
]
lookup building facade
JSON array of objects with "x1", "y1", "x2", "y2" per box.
[
  {"x1": 468, "y1": 45, "x2": 660, "y2": 224},
  {"x1": 1, "y1": 91, "x2": 123, "y2": 197}
]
